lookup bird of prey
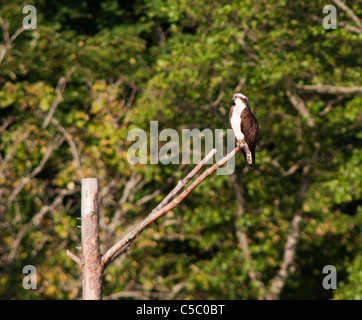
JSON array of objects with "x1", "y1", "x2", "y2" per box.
[{"x1": 229, "y1": 93, "x2": 259, "y2": 168}]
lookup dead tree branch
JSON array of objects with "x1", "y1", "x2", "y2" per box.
[
  {"x1": 266, "y1": 143, "x2": 320, "y2": 299},
  {"x1": 333, "y1": 0, "x2": 362, "y2": 32},
  {"x1": 7, "y1": 134, "x2": 65, "y2": 204},
  {"x1": 4, "y1": 188, "x2": 76, "y2": 266},
  {"x1": 81, "y1": 178, "x2": 103, "y2": 300},
  {"x1": 296, "y1": 84, "x2": 362, "y2": 94},
  {"x1": 66, "y1": 249, "x2": 81, "y2": 265},
  {"x1": 0, "y1": 17, "x2": 25, "y2": 65},
  {"x1": 286, "y1": 90, "x2": 315, "y2": 128},
  {"x1": 42, "y1": 66, "x2": 77, "y2": 129},
  {"x1": 49, "y1": 117, "x2": 83, "y2": 178},
  {"x1": 319, "y1": 95, "x2": 344, "y2": 116},
  {"x1": 102, "y1": 146, "x2": 241, "y2": 268},
  {"x1": 232, "y1": 174, "x2": 267, "y2": 299}
]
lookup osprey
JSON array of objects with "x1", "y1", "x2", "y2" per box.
[{"x1": 229, "y1": 93, "x2": 259, "y2": 168}]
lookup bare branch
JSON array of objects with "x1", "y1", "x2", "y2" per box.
[
  {"x1": 286, "y1": 90, "x2": 315, "y2": 128},
  {"x1": 134, "y1": 171, "x2": 179, "y2": 207},
  {"x1": 102, "y1": 146, "x2": 239, "y2": 268},
  {"x1": 156, "y1": 21, "x2": 166, "y2": 47},
  {"x1": 106, "y1": 173, "x2": 142, "y2": 232},
  {"x1": 236, "y1": 28, "x2": 259, "y2": 60},
  {"x1": 35, "y1": 109, "x2": 84, "y2": 179},
  {"x1": 296, "y1": 84, "x2": 362, "y2": 94},
  {"x1": 234, "y1": 77, "x2": 247, "y2": 93},
  {"x1": 232, "y1": 175, "x2": 267, "y2": 299},
  {"x1": 0, "y1": 116, "x2": 14, "y2": 134},
  {"x1": 266, "y1": 143, "x2": 320, "y2": 299},
  {"x1": 152, "y1": 148, "x2": 217, "y2": 213},
  {"x1": 67, "y1": 250, "x2": 81, "y2": 265},
  {"x1": 125, "y1": 80, "x2": 137, "y2": 110},
  {"x1": 5, "y1": 188, "x2": 76, "y2": 263},
  {"x1": 7, "y1": 134, "x2": 65, "y2": 204},
  {"x1": 282, "y1": 162, "x2": 302, "y2": 177},
  {"x1": 270, "y1": 158, "x2": 303, "y2": 177},
  {"x1": 0, "y1": 17, "x2": 25, "y2": 64},
  {"x1": 42, "y1": 66, "x2": 77, "y2": 129},
  {"x1": 266, "y1": 211, "x2": 303, "y2": 300},
  {"x1": 319, "y1": 95, "x2": 344, "y2": 116},
  {"x1": 333, "y1": 0, "x2": 362, "y2": 32},
  {"x1": 0, "y1": 130, "x2": 30, "y2": 179},
  {"x1": 134, "y1": 189, "x2": 161, "y2": 207},
  {"x1": 200, "y1": 87, "x2": 224, "y2": 110},
  {"x1": 339, "y1": 22, "x2": 362, "y2": 33},
  {"x1": 119, "y1": 173, "x2": 142, "y2": 206},
  {"x1": 49, "y1": 117, "x2": 83, "y2": 178}
]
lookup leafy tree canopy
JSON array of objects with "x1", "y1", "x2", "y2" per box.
[{"x1": 0, "y1": 0, "x2": 361, "y2": 299}]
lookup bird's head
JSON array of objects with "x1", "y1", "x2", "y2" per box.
[{"x1": 232, "y1": 93, "x2": 248, "y2": 104}]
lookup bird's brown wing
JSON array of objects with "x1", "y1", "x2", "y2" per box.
[{"x1": 239, "y1": 108, "x2": 259, "y2": 168}]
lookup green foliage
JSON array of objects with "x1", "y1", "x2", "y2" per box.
[{"x1": 0, "y1": 0, "x2": 361, "y2": 299}]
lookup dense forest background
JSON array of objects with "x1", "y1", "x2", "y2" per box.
[{"x1": 0, "y1": 0, "x2": 361, "y2": 300}]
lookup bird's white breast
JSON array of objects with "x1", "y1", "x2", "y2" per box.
[{"x1": 230, "y1": 100, "x2": 247, "y2": 142}]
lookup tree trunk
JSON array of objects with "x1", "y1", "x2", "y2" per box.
[{"x1": 81, "y1": 178, "x2": 103, "y2": 300}]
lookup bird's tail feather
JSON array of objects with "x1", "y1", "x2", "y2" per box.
[
  {"x1": 246, "y1": 153, "x2": 252, "y2": 165},
  {"x1": 241, "y1": 149, "x2": 254, "y2": 169},
  {"x1": 246, "y1": 153, "x2": 254, "y2": 169}
]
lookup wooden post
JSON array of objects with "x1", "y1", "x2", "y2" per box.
[{"x1": 81, "y1": 178, "x2": 103, "y2": 300}]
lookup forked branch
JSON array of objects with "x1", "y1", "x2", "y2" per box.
[
  {"x1": 102, "y1": 145, "x2": 243, "y2": 268},
  {"x1": 0, "y1": 17, "x2": 25, "y2": 64}
]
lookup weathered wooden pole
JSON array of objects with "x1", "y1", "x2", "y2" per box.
[{"x1": 81, "y1": 178, "x2": 103, "y2": 300}]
